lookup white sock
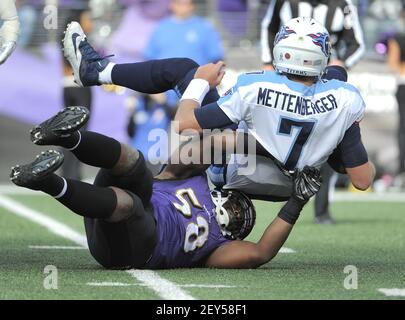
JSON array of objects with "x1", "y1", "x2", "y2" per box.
[
  {"x1": 67, "y1": 131, "x2": 82, "y2": 151},
  {"x1": 54, "y1": 178, "x2": 68, "y2": 199},
  {"x1": 98, "y1": 62, "x2": 115, "y2": 84}
]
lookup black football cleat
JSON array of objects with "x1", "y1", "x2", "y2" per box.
[
  {"x1": 30, "y1": 106, "x2": 89, "y2": 145},
  {"x1": 10, "y1": 150, "x2": 64, "y2": 188}
]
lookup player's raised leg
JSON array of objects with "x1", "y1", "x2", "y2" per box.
[
  {"x1": 63, "y1": 21, "x2": 220, "y2": 103},
  {"x1": 30, "y1": 106, "x2": 153, "y2": 206},
  {"x1": 10, "y1": 149, "x2": 157, "y2": 269},
  {"x1": 9, "y1": 147, "x2": 124, "y2": 219},
  {"x1": 30, "y1": 106, "x2": 122, "y2": 169}
]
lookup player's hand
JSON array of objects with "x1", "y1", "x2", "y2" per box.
[
  {"x1": 0, "y1": 41, "x2": 16, "y2": 65},
  {"x1": 194, "y1": 61, "x2": 226, "y2": 88},
  {"x1": 292, "y1": 166, "x2": 322, "y2": 202}
]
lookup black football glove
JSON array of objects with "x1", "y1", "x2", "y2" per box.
[
  {"x1": 277, "y1": 166, "x2": 322, "y2": 225},
  {"x1": 292, "y1": 166, "x2": 322, "y2": 202}
]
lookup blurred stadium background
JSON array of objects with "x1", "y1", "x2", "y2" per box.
[{"x1": 0, "y1": 0, "x2": 404, "y2": 190}]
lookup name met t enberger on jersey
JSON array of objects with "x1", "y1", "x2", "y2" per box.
[{"x1": 257, "y1": 87, "x2": 338, "y2": 116}]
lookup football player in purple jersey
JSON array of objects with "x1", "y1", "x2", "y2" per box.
[{"x1": 10, "y1": 107, "x2": 320, "y2": 269}]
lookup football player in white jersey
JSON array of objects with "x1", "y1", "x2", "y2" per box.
[
  {"x1": 62, "y1": 18, "x2": 374, "y2": 202},
  {"x1": 175, "y1": 17, "x2": 375, "y2": 193},
  {"x1": 0, "y1": 0, "x2": 20, "y2": 65}
]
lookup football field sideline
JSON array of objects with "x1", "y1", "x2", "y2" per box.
[
  {"x1": 0, "y1": 194, "x2": 195, "y2": 300},
  {"x1": 1, "y1": 191, "x2": 404, "y2": 299}
]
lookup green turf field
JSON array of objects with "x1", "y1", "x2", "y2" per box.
[{"x1": 0, "y1": 190, "x2": 404, "y2": 300}]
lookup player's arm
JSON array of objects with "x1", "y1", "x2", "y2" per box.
[
  {"x1": 328, "y1": 122, "x2": 375, "y2": 190},
  {"x1": 205, "y1": 167, "x2": 322, "y2": 269},
  {"x1": 0, "y1": 0, "x2": 20, "y2": 65},
  {"x1": 159, "y1": 131, "x2": 271, "y2": 180},
  {"x1": 157, "y1": 130, "x2": 238, "y2": 180},
  {"x1": 346, "y1": 162, "x2": 375, "y2": 191},
  {"x1": 174, "y1": 61, "x2": 235, "y2": 133}
]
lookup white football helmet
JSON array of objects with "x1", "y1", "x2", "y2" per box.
[{"x1": 273, "y1": 17, "x2": 331, "y2": 77}]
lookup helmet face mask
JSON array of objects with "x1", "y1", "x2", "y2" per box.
[
  {"x1": 273, "y1": 17, "x2": 331, "y2": 77},
  {"x1": 211, "y1": 189, "x2": 256, "y2": 240}
]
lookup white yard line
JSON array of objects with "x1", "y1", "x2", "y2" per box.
[
  {"x1": 126, "y1": 270, "x2": 195, "y2": 300},
  {"x1": 0, "y1": 194, "x2": 88, "y2": 247},
  {"x1": 87, "y1": 281, "x2": 237, "y2": 289},
  {"x1": 0, "y1": 194, "x2": 195, "y2": 300},
  {"x1": 378, "y1": 288, "x2": 405, "y2": 297},
  {"x1": 279, "y1": 247, "x2": 296, "y2": 253},
  {"x1": 29, "y1": 245, "x2": 87, "y2": 250}
]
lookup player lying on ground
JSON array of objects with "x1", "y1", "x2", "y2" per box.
[
  {"x1": 0, "y1": 0, "x2": 20, "y2": 64},
  {"x1": 10, "y1": 107, "x2": 321, "y2": 269},
  {"x1": 62, "y1": 20, "x2": 374, "y2": 202}
]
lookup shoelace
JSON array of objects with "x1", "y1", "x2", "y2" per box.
[{"x1": 79, "y1": 39, "x2": 114, "y2": 62}]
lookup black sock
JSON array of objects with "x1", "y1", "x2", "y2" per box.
[
  {"x1": 70, "y1": 131, "x2": 121, "y2": 169},
  {"x1": 112, "y1": 58, "x2": 199, "y2": 93},
  {"x1": 30, "y1": 173, "x2": 65, "y2": 197},
  {"x1": 56, "y1": 179, "x2": 117, "y2": 219},
  {"x1": 112, "y1": 58, "x2": 220, "y2": 105},
  {"x1": 58, "y1": 131, "x2": 81, "y2": 149}
]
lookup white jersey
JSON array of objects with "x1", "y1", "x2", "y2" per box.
[{"x1": 218, "y1": 70, "x2": 366, "y2": 170}]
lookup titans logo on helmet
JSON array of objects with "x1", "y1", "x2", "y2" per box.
[
  {"x1": 307, "y1": 33, "x2": 331, "y2": 57},
  {"x1": 274, "y1": 26, "x2": 296, "y2": 45}
]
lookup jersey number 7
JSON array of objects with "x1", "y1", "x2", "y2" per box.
[{"x1": 278, "y1": 117, "x2": 316, "y2": 169}]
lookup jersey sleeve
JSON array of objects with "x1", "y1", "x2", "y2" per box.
[
  {"x1": 327, "y1": 122, "x2": 368, "y2": 172},
  {"x1": 346, "y1": 87, "x2": 366, "y2": 125},
  {"x1": 217, "y1": 76, "x2": 248, "y2": 123},
  {"x1": 338, "y1": 122, "x2": 368, "y2": 168}
]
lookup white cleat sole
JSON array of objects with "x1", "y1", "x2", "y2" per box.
[{"x1": 63, "y1": 21, "x2": 85, "y2": 87}]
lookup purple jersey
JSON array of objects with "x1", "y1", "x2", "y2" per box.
[{"x1": 145, "y1": 173, "x2": 229, "y2": 268}]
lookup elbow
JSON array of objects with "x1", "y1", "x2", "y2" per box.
[
  {"x1": 248, "y1": 253, "x2": 265, "y2": 269},
  {"x1": 248, "y1": 248, "x2": 276, "y2": 269},
  {"x1": 348, "y1": 162, "x2": 376, "y2": 191},
  {"x1": 352, "y1": 178, "x2": 372, "y2": 191}
]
